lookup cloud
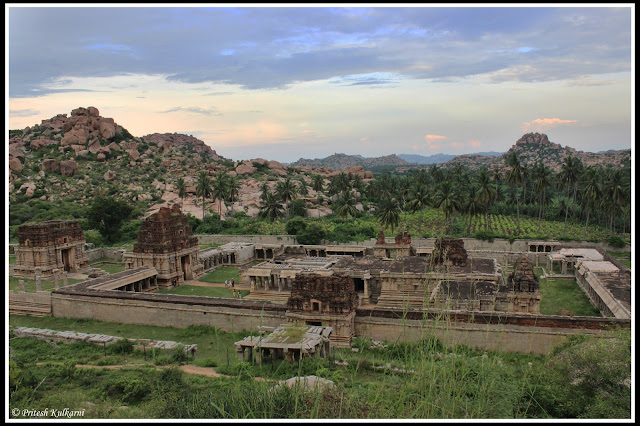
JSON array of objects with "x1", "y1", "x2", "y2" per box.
[
  {"x1": 9, "y1": 108, "x2": 40, "y2": 117},
  {"x1": 425, "y1": 134, "x2": 447, "y2": 141},
  {"x1": 8, "y1": 7, "x2": 631, "y2": 98},
  {"x1": 521, "y1": 117, "x2": 577, "y2": 132},
  {"x1": 158, "y1": 106, "x2": 222, "y2": 116},
  {"x1": 451, "y1": 142, "x2": 464, "y2": 149},
  {"x1": 469, "y1": 139, "x2": 482, "y2": 148}
]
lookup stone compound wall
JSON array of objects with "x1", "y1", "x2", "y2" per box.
[
  {"x1": 196, "y1": 234, "x2": 297, "y2": 245},
  {"x1": 48, "y1": 288, "x2": 629, "y2": 355},
  {"x1": 51, "y1": 292, "x2": 286, "y2": 333},
  {"x1": 86, "y1": 247, "x2": 127, "y2": 262}
]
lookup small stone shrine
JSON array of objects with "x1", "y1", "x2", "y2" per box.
[
  {"x1": 286, "y1": 272, "x2": 358, "y2": 347},
  {"x1": 234, "y1": 323, "x2": 332, "y2": 363},
  {"x1": 431, "y1": 238, "x2": 468, "y2": 267},
  {"x1": 508, "y1": 256, "x2": 540, "y2": 293},
  {"x1": 13, "y1": 220, "x2": 89, "y2": 279},
  {"x1": 503, "y1": 256, "x2": 541, "y2": 314},
  {"x1": 123, "y1": 205, "x2": 203, "y2": 288}
]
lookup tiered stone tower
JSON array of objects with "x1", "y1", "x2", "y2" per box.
[
  {"x1": 13, "y1": 220, "x2": 89, "y2": 279},
  {"x1": 123, "y1": 204, "x2": 203, "y2": 288}
]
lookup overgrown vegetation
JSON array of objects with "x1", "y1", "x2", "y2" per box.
[{"x1": 9, "y1": 315, "x2": 630, "y2": 419}]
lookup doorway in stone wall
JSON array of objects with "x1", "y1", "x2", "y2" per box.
[
  {"x1": 181, "y1": 255, "x2": 192, "y2": 281},
  {"x1": 61, "y1": 248, "x2": 73, "y2": 272}
]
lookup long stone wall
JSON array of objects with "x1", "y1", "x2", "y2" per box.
[
  {"x1": 85, "y1": 247, "x2": 127, "y2": 262},
  {"x1": 196, "y1": 234, "x2": 297, "y2": 245},
  {"x1": 51, "y1": 291, "x2": 287, "y2": 333},
  {"x1": 47, "y1": 287, "x2": 629, "y2": 354}
]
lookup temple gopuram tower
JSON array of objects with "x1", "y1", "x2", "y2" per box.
[
  {"x1": 13, "y1": 220, "x2": 89, "y2": 279},
  {"x1": 286, "y1": 272, "x2": 359, "y2": 347},
  {"x1": 123, "y1": 205, "x2": 204, "y2": 288}
]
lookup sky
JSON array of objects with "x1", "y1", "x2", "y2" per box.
[{"x1": 6, "y1": 4, "x2": 634, "y2": 163}]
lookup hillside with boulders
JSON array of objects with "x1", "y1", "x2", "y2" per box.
[
  {"x1": 8, "y1": 107, "x2": 378, "y2": 228},
  {"x1": 442, "y1": 133, "x2": 630, "y2": 173}
]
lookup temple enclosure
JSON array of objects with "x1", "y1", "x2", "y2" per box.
[{"x1": 10, "y1": 207, "x2": 631, "y2": 354}]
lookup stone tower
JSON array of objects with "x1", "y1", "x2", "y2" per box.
[{"x1": 123, "y1": 205, "x2": 204, "y2": 288}]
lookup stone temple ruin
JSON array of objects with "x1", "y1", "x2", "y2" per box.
[
  {"x1": 123, "y1": 204, "x2": 204, "y2": 288},
  {"x1": 286, "y1": 273, "x2": 359, "y2": 346},
  {"x1": 13, "y1": 220, "x2": 89, "y2": 279}
]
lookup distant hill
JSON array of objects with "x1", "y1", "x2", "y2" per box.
[
  {"x1": 290, "y1": 153, "x2": 410, "y2": 171},
  {"x1": 397, "y1": 152, "x2": 502, "y2": 165},
  {"x1": 442, "y1": 133, "x2": 630, "y2": 173}
]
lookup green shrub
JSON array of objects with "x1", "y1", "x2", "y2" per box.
[
  {"x1": 607, "y1": 235, "x2": 626, "y2": 248},
  {"x1": 474, "y1": 230, "x2": 495, "y2": 242},
  {"x1": 107, "y1": 339, "x2": 134, "y2": 355},
  {"x1": 200, "y1": 358, "x2": 218, "y2": 368},
  {"x1": 103, "y1": 376, "x2": 148, "y2": 404},
  {"x1": 154, "y1": 355, "x2": 172, "y2": 366},
  {"x1": 285, "y1": 217, "x2": 307, "y2": 235}
]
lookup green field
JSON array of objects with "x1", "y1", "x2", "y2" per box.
[
  {"x1": 539, "y1": 277, "x2": 601, "y2": 317},
  {"x1": 157, "y1": 285, "x2": 249, "y2": 298},
  {"x1": 199, "y1": 267, "x2": 240, "y2": 284}
]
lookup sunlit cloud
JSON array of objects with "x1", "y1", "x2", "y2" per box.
[
  {"x1": 158, "y1": 106, "x2": 222, "y2": 116},
  {"x1": 9, "y1": 108, "x2": 40, "y2": 117},
  {"x1": 451, "y1": 142, "x2": 464, "y2": 149},
  {"x1": 469, "y1": 139, "x2": 482, "y2": 148},
  {"x1": 521, "y1": 117, "x2": 577, "y2": 132},
  {"x1": 425, "y1": 134, "x2": 447, "y2": 141}
]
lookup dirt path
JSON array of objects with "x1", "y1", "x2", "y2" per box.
[{"x1": 73, "y1": 363, "x2": 276, "y2": 382}]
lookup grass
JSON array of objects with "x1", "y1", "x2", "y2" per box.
[
  {"x1": 539, "y1": 277, "x2": 601, "y2": 317},
  {"x1": 607, "y1": 251, "x2": 631, "y2": 269},
  {"x1": 9, "y1": 256, "x2": 16, "y2": 264},
  {"x1": 8, "y1": 276, "x2": 84, "y2": 293},
  {"x1": 199, "y1": 267, "x2": 240, "y2": 284},
  {"x1": 156, "y1": 285, "x2": 249, "y2": 298},
  {"x1": 8, "y1": 315, "x2": 631, "y2": 419}
]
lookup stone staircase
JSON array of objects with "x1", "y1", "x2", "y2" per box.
[
  {"x1": 375, "y1": 289, "x2": 431, "y2": 310},
  {"x1": 9, "y1": 292, "x2": 52, "y2": 317},
  {"x1": 243, "y1": 290, "x2": 290, "y2": 304}
]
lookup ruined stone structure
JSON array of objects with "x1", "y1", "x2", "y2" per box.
[
  {"x1": 373, "y1": 231, "x2": 415, "y2": 258},
  {"x1": 286, "y1": 273, "x2": 359, "y2": 347},
  {"x1": 235, "y1": 324, "x2": 332, "y2": 363},
  {"x1": 123, "y1": 205, "x2": 203, "y2": 288},
  {"x1": 13, "y1": 220, "x2": 89, "y2": 279},
  {"x1": 432, "y1": 238, "x2": 468, "y2": 267}
]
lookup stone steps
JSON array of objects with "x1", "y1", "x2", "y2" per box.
[
  {"x1": 9, "y1": 300, "x2": 51, "y2": 316},
  {"x1": 243, "y1": 291, "x2": 290, "y2": 303},
  {"x1": 376, "y1": 290, "x2": 431, "y2": 309}
]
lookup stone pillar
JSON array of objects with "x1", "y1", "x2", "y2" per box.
[
  {"x1": 561, "y1": 261, "x2": 567, "y2": 274},
  {"x1": 53, "y1": 269, "x2": 61, "y2": 289},
  {"x1": 35, "y1": 268, "x2": 42, "y2": 292},
  {"x1": 277, "y1": 278, "x2": 282, "y2": 293},
  {"x1": 250, "y1": 277, "x2": 256, "y2": 291},
  {"x1": 18, "y1": 280, "x2": 25, "y2": 293},
  {"x1": 62, "y1": 271, "x2": 68, "y2": 287},
  {"x1": 364, "y1": 278, "x2": 370, "y2": 299}
]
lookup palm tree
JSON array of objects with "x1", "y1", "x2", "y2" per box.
[
  {"x1": 258, "y1": 191, "x2": 285, "y2": 222},
  {"x1": 259, "y1": 181, "x2": 270, "y2": 202},
  {"x1": 432, "y1": 181, "x2": 462, "y2": 234},
  {"x1": 175, "y1": 177, "x2": 187, "y2": 208},
  {"x1": 474, "y1": 167, "x2": 498, "y2": 232},
  {"x1": 463, "y1": 186, "x2": 484, "y2": 236},
  {"x1": 226, "y1": 176, "x2": 241, "y2": 214},
  {"x1": 311, "y1": 174, "x2": 324, "y2": 200},
  {"x1": 211, "y1": 172, "x2": 230, "y2": 218},
  {"x1": 581, "y1": 166, "x2": 602, "y2": 237},
  {"x1": 333, "y1": 190, "x2": 359, "y2": 219},
  {"x1": 603, "y1": 168, "x2": 627, "y2": 235},
  {"x1": 335, "y1": 172, "x2": 351, "y2": 193},
  {"x1": 531, "y1": 162, "x2": 552, "y2": 235},
  {"x1": 375, "y1": 197, "x2": 401, "y2": 234},
  {"x1": 405, "y1": 184, "x2": 431, "y2": 236},
  {"x1": 195, "y1": 171, "x2": 212, "y2": 219},
  {"x1": 297, "y1": 178, "x2": 309, "y2": 197},
  {"x1": 558, "y1": 156, "x2": 583, "y2": 233},
  {"x1": 276, "y1": 177, "x2": 298, "y2": 217},
  {"x1": 351, "y1": 174, "x2": 365, "y2": 202},
  {"x1": 505, "y1": 151, "x2": 524, "y2": 233}
]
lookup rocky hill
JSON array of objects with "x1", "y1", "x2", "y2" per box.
[
  {"x1": 8, "y1": 107, "x2": 376, "y2": 223},
  {"x1": 290, "y1": 153, "x2": 410, "y2": 170},
  {"x1": 442, "y1": 133, "x2": 631, "y2": 173}
]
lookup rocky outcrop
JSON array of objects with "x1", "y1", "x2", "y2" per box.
[
  {"x1": 30, "y1": 138, "x2": 57, "y2": 151},
  {"x1": 42, "y1": 159, "x2": 60, "y2": 173},
  {"x1": 267, "y1": 160, "x2": 288, "y2": 176},
  {"x1": 104, "y1": 170, "x2": 115, "y2": 181},
  {"x1": 236, "y1": 163, "x2": 257, "y2": 176},
  {"x1": 9, "y1": 158, "x2": 23, "y2": 172},
  {"x1": 141, "y1": 133, "x2": 219, "y2": 160},
  {"x1": 59, "y1": 160, "x2": 79, "y2": 177}
]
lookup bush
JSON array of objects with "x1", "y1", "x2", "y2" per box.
[
  {"x1": 286, "y1": 217, "x2": 307, "y2": 235},
  {"x1": 103, "y1": 376, "x2": 148, "y2": 404},
  {"x1": 474, "y1": 230, "x2": 495, "y2": 242},
  {"x1": 297, "y1": 223, "x2": 326, "y2": 245},
  {"x1": 107, "y1": 339, "x2": 134, "y2": 355},
  {"x1": 288, "y1": 199, "x2": 308, "y2": 218},
  {"x1": 200, "y1": 358, "x2": 218, "y2": 368},
  {"x1": 607, "y1": 235, "x2": 626, "y2": 248}
]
